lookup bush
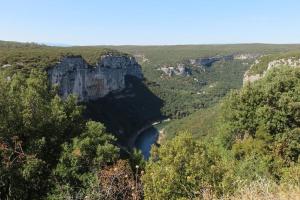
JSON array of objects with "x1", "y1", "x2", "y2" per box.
[{"x1": 142, "y1": 132, "x2": 229, "y2": 199}]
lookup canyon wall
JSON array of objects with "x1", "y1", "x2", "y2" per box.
[
  {"x1": 48, "y1": 54, "x2": 143, "y2": 101},
  {"x1": 243, "y1": 57, "x2": 300, "y2": 85}
]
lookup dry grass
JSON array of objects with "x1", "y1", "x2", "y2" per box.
[{"x1": 220, "y1": 179, "x2": 300, "y2": 200}]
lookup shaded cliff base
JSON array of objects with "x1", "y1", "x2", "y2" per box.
[{"x1": 83, "y1": 76, "x2": 164, "y2": 147}]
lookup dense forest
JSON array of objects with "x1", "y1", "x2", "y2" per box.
[{"x1": 0, "y1": 41, "x2": 299, "y2": 199}]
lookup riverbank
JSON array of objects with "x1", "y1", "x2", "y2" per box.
[
  {"x1": 128, "y1": 118, "x2": 170, "y2": 147},
  {"x1": 127, "y1": 121, "x2": 159, "y2": 148},
  {"x1": 131, "y1": 119, "x2": 171, "y2": 158},
  {"x1": 134, "y1": 127, "x2": 159, "y2": 159}
]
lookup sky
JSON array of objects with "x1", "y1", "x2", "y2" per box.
[{"x1": 0, "y1": 0, "x2": 300, "y2": 45}]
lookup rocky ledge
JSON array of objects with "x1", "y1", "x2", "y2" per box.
[
  {"x1": 243, "y1": 57, "x2": 300, "y2": 85},
  {"x1": 48, "y1": 54, "x2": 143, "y2": 102},
  {"x1": 189, "y1": 55, "x2": 234, "y2": 68},
  {"x1": 159, "y1": 64, "x2": 191, "y2": 77}
]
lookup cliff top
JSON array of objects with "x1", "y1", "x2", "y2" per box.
[
  {"x1": 0, "y1": 41, "x2": 130, "y2": 74},
  {"x1": 248, "y1": 51, "x2": 300, "y2": 75}
]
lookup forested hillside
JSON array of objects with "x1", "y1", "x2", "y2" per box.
[
  {"x1": 160, "y1": 50, "x2": 300, "y2": 141},
  {"x1": 0, "y1": 41, "x2": 299, "y2": 199},
  {"x1": 107, "y1": 44, "x2": 300, "y2": 118}
]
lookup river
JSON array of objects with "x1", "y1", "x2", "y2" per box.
[{"x1": 134, "y1": 126, "x2": 159, "y2": 159}]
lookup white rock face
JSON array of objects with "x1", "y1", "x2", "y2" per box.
[
  {"x1": 234, "y1": 53, "x2": 260, "y2": 60},
  {"x1": 243, "y1": 71, "x2": 262, "y2": 85},
  {"x1": 243, "y1": 57, "x2": 300, "y2": 85},
  {"x1": 267, "y1": 58, "x2": 300, "y2": 70},
  {"x1": 159, "y1": 64, "x2": 191, "y2": 77},
  {"x1": 189, "y1": 55, "x2": 234, "y2": 67},
  {"x1": 48, "y1": 55, "x2": 143, "y2": 102}
]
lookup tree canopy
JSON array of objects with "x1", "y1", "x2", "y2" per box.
[{"x1": 0, "y1": 70, "x2": 120, "y2": 199}]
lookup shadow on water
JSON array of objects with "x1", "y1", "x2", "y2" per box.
[
  {"x1": 83, "y1": 76, "x2": 164, "y2": 149},
  {"x1": 134, "y1": 126, "x2": 159, "y2": 159}
]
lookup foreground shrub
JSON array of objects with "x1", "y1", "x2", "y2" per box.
[
  {"x1": 0, "y1": 70, "x2": 84, "y2": 199},
  {"x1": 219, "y1": 67, "x2": 300, "y2": 180},
  {"x1": 142, "y1": 132, "x2": 229, "y2": 200}
]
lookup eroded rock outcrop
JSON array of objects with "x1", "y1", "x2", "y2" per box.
[
  {"x1": 243, "y1": 71, "x2": 262, "y2": 85},
  {"x1": 48, "y1": 54, "x2": 143, "y2": 101},
  {"x1": 243, "y1": 57, "x2": 300, "y2": 85},
  {"x1": 267, "y1": 58, "x2": 300, "y2": 70},
  {"x1": 189, "y1": 55, "x2": 234, "y2": 68},
  {"x1": 234, "y1": 53, "x2": 260, "y2": 60},
  {"x1": 159, "y1": 64, "x2": 191, "y2": 77}
]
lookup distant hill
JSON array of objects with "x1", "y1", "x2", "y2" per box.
[{"x1": 0, "y1": 40, "x2": 43, "y2": 48}]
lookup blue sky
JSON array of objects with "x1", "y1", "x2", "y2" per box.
[{"x1": 1, "y1": 0, "x2": 300, "y2": 45}]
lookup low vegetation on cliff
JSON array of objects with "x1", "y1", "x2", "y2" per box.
[
  {"x1": 0, "y1": 41, "x2": 127, "y2": 76},
  {"x1": 248, "y1": 51, "x2": 300, "y2": 75}
]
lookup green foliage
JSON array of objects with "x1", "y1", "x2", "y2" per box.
[
  {"x1": 0, "y1": 69, "x2": 120, "y2": 199},
  {"x1": 0, "y1": 69, "x2": 84, "y2": 199},
  {"x1": 142, "y1": 57, "x2": 250, "y2": 119},
  {"x1": 142, "y1": 132, "x2": 229, "y2": 199},
  {"x1": 108, "y1": 44, "x2": 300, "y2": 119},
  {"x1": 1, "y1": 41, "x2": 300, "y2": 199},
  {"x1": 249, "y1": 51, "x2": 300, "y2": 75},
  {"x1": 108, "y1": 44, "x2": 300, "y2": 65},
  {"x1": 143, "y1": 66, "x2": 300, "y2": 199},
  {"x1": 163, "y1": 104, "x2": 221, "y2": 140},
  {"x1": 50, "y1": 121, "x2": 119, "y2": 198},
  {"x1": 280, "y1": 163, "x2": 300, "y2": 186},
  {"x1": 218, "y1": 67, "x2": 300, "y2": 181},
  {"x1": 0, "y1": 41, "x2": 128, "y2": 76},
  {"x1": 130, "y1": 148, "x2": 146, "y2": 171}
]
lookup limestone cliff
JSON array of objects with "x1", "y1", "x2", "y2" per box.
[
  {"x1": 159, "y1": 64, "x2": 191, "y2": 77},
  {"x1": 48, "y1": 54, "x2": 143, "y2": 101},
  {"x1": 243, "y1": 71, "x2": 262, "y2": 85},
  {"x1": 243, "y1": 56, "x2": 300, "y2": 85},
  {"x1": 189, "y1": 55, "x2": 234, "y2": 68}
]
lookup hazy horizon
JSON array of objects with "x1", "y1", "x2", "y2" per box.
[{"x1": 4, "y1": 40, "x2": 300, "y2": 47}]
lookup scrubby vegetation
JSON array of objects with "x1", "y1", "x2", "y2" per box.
[
  {"x1": 0, "y1": 69, "x2": 143, "y2": 199},
  {"x1": 0, "y1": 41, "x2": 127, "y2": 76},
  {"x1": 163, "y1": 105, "x2": 220, "y2": 140},
  {"x1": 163, "y1": 50, "x2": 300, "y2": 140},
  {"x1": 248, "y1": 51, "x2": 300, "y2": 75},
  {"x1": 144, "y1": 60, "x2": 250, "y2": 118},
  {"x1": 142, "y1": 67, "x2": 300, "y2": 199},
  {"x1": 222, "y1": 179, "x2": 300, "y2": 200}
]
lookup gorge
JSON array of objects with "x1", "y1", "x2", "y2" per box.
[
  {"x1": 46, "y1": 53, "x2": 162, "y2": 156},
  {"x1": 1, "y1": 40, "x2": 300, "y2": 199}
]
